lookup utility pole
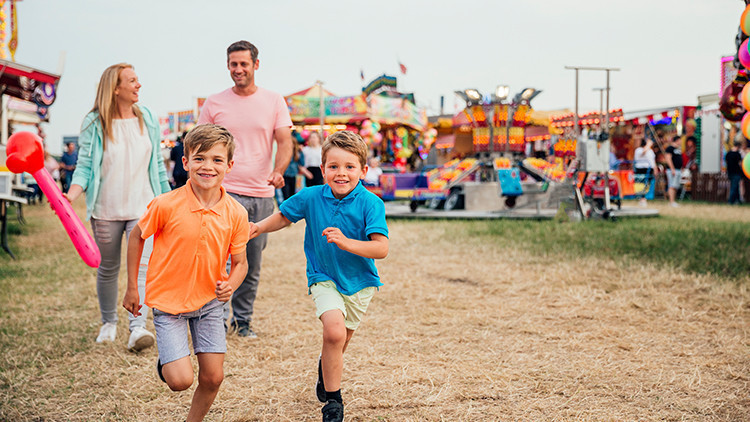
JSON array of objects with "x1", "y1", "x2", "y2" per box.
[
  {"x1": 316, "y1": 80, "x2": 325, "y2": 137},
  {"x1": 593, "y1": 87, "x2": 605, "y2": 133},
  {"x1": 565, "y1": 66, "x2": 620, "y2": 136},
  {"x1": 564, "y1": 66, "x2": 620, "y2": 217}
]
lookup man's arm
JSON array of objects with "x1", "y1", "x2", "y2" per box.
[
  {"x1": 268, "y1": 127, "x2": 293, "y2": 189},
  {"x1": 123, "y1": 225, "x2": 146, "y2": 316}
]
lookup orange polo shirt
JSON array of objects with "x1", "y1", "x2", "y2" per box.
[{"x1": 138, "y1": 180, "x2": 249, "y2": 314}]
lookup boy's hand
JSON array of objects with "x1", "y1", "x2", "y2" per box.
[
  {"x1": 248, "y1": 221, "x2": 260, "y2": 240},
  {"x1": 122, "y1": 288, "x2": 142, "y2": 317},
  {"x1": 322, "y1": 227, "x2": 349, "y2": 249},
  {"x1": 215, "y1": 280, "x2": 233, "y2": 302}
]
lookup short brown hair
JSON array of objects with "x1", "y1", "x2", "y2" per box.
[
  {"x1": 322, "y1": 130, "x2": 368, "y2": 169},
  {"x1": 183, "y1": 124, "x2": 236, "y2": 161},
  {"x1": 227, "y1": 40, "x2": 258, "y2": 63}
]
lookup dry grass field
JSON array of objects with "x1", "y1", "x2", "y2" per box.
[{"x1": 0, "y1": 200, "x2": 748, "y2": 421}]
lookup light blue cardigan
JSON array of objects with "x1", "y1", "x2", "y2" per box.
[{"x1": 71, "y1": 105, "x2": 171, "y2": 220}]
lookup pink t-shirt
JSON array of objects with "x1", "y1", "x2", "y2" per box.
[{"x1": 198, "y1": 87, "x2": 292, "y2": 197}]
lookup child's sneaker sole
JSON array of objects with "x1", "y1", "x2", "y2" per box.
[
  {"x1": 156, "y1": 359, "x2": 166, "y2": 383},
  {"x1": 316, "y1": 357, "x2": 326, "y2": 402}
]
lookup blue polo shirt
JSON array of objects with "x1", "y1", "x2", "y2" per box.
[{"x1": 279, "y1": 181, "x2": 388, "y2": 295}]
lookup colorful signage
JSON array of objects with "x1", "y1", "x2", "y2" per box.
[
  {"x1": 368, "y1": 95, "x2": 427, "y2": 131},
  {"x1": 286, "y1": 95, "x2": 368, "y2": 122}
]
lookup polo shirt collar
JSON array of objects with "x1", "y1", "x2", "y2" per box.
[
  {"x1": 322, "y1": 180, "x2": 366, "y2": 202},
  {"x1": 185, "y1": 180, "x2": 227, "y2": 215}
]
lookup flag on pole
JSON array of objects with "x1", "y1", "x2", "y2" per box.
[{"x1": 399, "y1": 62, "x2": 407, "y2": 75}]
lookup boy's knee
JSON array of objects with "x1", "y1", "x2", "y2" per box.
[
  {"x1": 166, "y1": 375, "x2": 194, "y2": 392},
  {"x1": 198, "y1": 369, "x2": 224, "y2": 391},
  {"x1": 322, "y1": 324, "x2": 347, "y2": 347}
]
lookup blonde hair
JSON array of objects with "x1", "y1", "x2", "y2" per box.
[
  {"x1": 322, "y1": 130, "x2": 368, "y2": 169},
  {"x1": 183, "y1": 124, "x2": 236, "y2": 161},
  {"x1": 307, "y1": 131, "x2": 322, "y2": 146},
  {"x1": 90, "y1": 63, "x2": 144, "y2": 147}
]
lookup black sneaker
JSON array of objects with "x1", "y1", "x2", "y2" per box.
[
  {"x1": 316, "y1": 357, "x2": 325, "y2": 402},
  {"x1": 156, "y1": 359, "x2": 165, "y2": 383},
  {"x1": 321, "y1": 400, "x2": 343, "y2": 422}
]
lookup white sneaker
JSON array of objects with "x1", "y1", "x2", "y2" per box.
[
  {"x1": 670, "y1": 202, "x2": 680, "y2": 208},
  {"x1": 96, "y1": 322, "x2": 117, "y2": 343},
  {"x1": 128, "y1": 327, "x2": 155, "y2": 352}
]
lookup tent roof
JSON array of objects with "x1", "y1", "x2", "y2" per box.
[{"x1": 286, "y1": 85, "x2": 336, "y2": 98}]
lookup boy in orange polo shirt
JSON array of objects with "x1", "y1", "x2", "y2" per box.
[{"x1": 123, "y1": 124, "x2": 249, "y2": 422}]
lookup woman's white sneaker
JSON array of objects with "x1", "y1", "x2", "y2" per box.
[
  {"x1": 96, "y1": 322, "x2": 117, "y2": 343},
  {"x1": 127, "y1": 327, "x2": 155, "y2": 352}
]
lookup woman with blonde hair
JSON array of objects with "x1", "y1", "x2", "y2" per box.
[
  {"x1": 65, "y1": 63, "x2": 170, "y2": 350},
  {"x1": 302, "y1": 131, "x2": 324, "y2": 186}
]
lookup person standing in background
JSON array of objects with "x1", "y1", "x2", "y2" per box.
[
  {"x1": 633, "y1": 139, "x2": 656, "y2": 206},
  {"x1": 726, "y1": 139, "x2": 743, "y2": 205},
  {"x1": 664, "y1": 135, "x2": 683, "y2": 207},
  {"x1": 170, "y1": 132, "x2": 188, "y2": 189},
  {"x1": 303, "y1": 131, "x2": 324, "y2": 186},
  {"x1": 65, "y1": 63, "x2": 171, "y2": 351},
  {"x1": 198, "y1": 40, "x2": 292, "y2": 338},
  {"x1": 60, "y1": 141, "x2": 78, "y2": 193},
  {"x1": 281, "y1": 135, "x2": 313, "y2": 202}
]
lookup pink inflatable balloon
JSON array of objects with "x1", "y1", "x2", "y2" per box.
[
  {"x1": 740, "y1": 39, "x2": 750, "y2": 69},
  {"x1": 5, "y1": 132, "x2": 101, "y2": 268}
]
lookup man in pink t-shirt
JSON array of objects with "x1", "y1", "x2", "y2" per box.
[{"x1": 198, "y1": 40, "x2": 292, "y2": 339}]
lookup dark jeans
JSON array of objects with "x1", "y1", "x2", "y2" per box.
[
  {"x1": 62, "y1": 171, "x2": 73, "y2": 193},
  {"x1": 729, "y1": 174, "x2": 742, "y2": 204},
  {"x1": 281, "y1": 175, "x2": 297, "y2": 201}
]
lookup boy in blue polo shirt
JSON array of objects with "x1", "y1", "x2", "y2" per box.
[{"x1": 248, "y1": 130, "x2": 388, "y2": 422}]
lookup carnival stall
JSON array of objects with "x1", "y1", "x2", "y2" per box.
[{"x1": 285, "y1": 76, "x2": 434, "y2": 172}]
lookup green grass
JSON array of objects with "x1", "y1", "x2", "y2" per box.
[{"x1": 437, "y1": 217, "x2": 750, "y2": 281}]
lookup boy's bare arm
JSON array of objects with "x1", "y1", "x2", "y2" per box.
[
  {"x1": 248, "y1": 212, "x2": 292, "y2": 240},
  {"x1": 123, "y1": 225, "x2": 146, "y2": 317},
  {"x1": 216, "y1": 252, "x2": 248, "y2": 302},
  {"x1": 322, "y1": 229, "x2": 389, "y2": 259}
]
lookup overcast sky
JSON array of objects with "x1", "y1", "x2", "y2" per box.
[{"x1": 12, "y1": 0, "x2": 743, "y2": 153}]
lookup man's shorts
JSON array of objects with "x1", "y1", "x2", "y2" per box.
[
  {"x1": 310, "y1": 281, "x2": 376, "y2": 331},
  {"x1": 666, "y1": 169, "x2": 681, "y2": 190},
  {"x1": 153, "y1": 298, "x2": 226, "y2": 365}
]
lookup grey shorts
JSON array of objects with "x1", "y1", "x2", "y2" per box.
[
  {"x1": 153, "y1": 299, "x2": 226, "y2": 364},
  {"x1": 666, "y1": 169, "x2": 681, "y2": 189}
]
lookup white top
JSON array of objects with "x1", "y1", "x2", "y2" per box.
[
  {"x1": 634, "y1": 146, "x2": 656, "y2": 170},
  {"x1": 93, "y1": 118, "x2": 155, "y2": 220},
  {"x1": 364, "y1": 167, "x2": 383, "y2": 185},
  {"x1": 302, "y1": 146, "x2": 322, "y2": 168}
]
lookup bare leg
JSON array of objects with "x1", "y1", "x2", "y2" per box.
[
  {"x1": 162, "y1": 356, "x2": 194, "y2": 392},
  {"x1": 320, "y1": 310, "x2": 347, "y2": 392},
  {"x1": 186, "y1": 353, "x2": 225, "y2": 422},
  {"x1": 342, "y1": 329, "x2": 354, "y2": 354}
]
